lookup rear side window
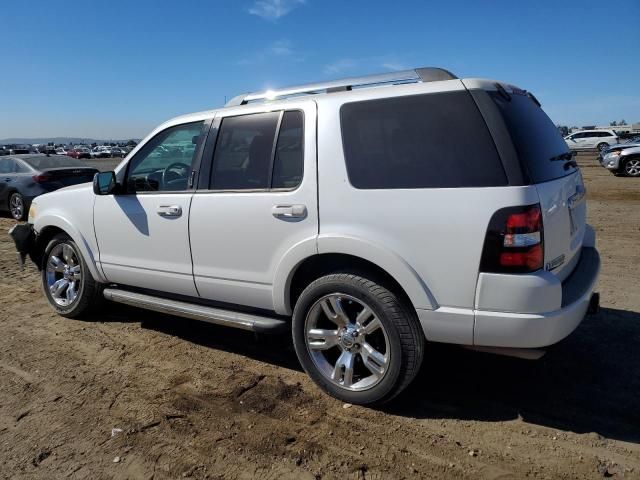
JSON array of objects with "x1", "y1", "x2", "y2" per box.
[
  {"x1": 489, "y1": 91, "x2": 575, "y2": 183},
  {"x1": 272, "y1": 111, "x2": 304, "y2": 188},
  {"x1": 211, "y1": 110, "x2": 304, "y2": 190},
  {"x1": 340, "y1": 91, "x2": 507, "y2": 189}
]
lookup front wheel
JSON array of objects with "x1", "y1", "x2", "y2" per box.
[
  {"x1": 42, "y1": 233, "x2": 104, "y2": 318},
  {"x1": 292, "y1": 273, "x2": 424, "y2": 405},
  {"x1": 622, "y1": 158, "x2": 640, "y2": 177},
  {"x1": 597, "y1": 143, "x2": 609, "y2": 152}
]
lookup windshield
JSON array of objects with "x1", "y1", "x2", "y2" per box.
[{"x1": 489, "y1": 91, "x2": 576, "y2": 183}]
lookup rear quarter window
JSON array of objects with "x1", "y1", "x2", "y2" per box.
[
  {"x1": 340, "y1": 91, "x2": 507, "y2": 189},
  {"x1": 488, "y1": 91, "x2": 576, "y2": 183}
]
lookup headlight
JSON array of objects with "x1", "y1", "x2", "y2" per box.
[{"x1": 27, "y1": 203, "x2": 37, "y2": 223}]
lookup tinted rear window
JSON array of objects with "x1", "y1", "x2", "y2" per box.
[
  {"x1": 340, "y1": 91, "x2": 507, "y2": 189},
  {"x1": 489, "y1": 91, "x2": 575, "y2": 183},
  {"x1": 23, "y1": 156, "x2": 87, "y2": 169}
]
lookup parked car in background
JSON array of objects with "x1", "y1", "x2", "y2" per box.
[
  {"x1": 55, "y1": 147, "x2": 67, "y2": 155},
  {"x1": 40, "y1": 146, "x2": 57, "y2": 155},
  {"x1": 0, "y1": 147, "x2": 9, "y2": 156},
  {"x1": 91, "y1": 146, "x2": 112, "y2": 158},
  {"x1": 0, "y1": 154, "x2": 98, "y2": 220},
  {"x1": 110, "y1": 147, "x2": 127, "y2": 158},
  {"x1": 66, "y1": 148, "x2": 92, "y2": 159},
  {"x1": 565, "y1": 130, "x2": 619, "y2": 152},
  {"x1": 600, "y1": 141, "x2": 640, "y2": 177},
  {"x1": 7, "y1": 144, "x2": 32, "y2": 154},
  {"x1": 10, "y1": 67, "x2": 600, "y2": 405}
]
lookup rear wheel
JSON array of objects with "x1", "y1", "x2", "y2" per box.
[
  {"x1": 9, "y1": 192, "x2": 27, "y2": 221},
  {"x1": 292, "y1": 273, "x2": 424, "y2": 405},
  {"x1": 42, "y1": 233, "x2": 104, "y2": 318},
  {"x1": 597, "y1": 143, "x2": 609, "y2": 152},
  {"x1": 623, "y1": 158, "x2": 640, "y2": 177}
]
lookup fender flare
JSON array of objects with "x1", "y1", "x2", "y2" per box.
[
  {"x1": 272, "y1": 234, "x2": 437, "y2": 316},
  {"x1": 34, "y1": 214, "x2": 106, "y2": 283},
  {"x1": 272, "y1": 236, "x2": 318, "y2": 315}
]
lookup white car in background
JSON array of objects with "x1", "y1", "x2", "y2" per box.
[
  {"x1": 564, "y1": 130, "x2": 619, "y2": 152},
  {"x1": 90, "y1": 146, "x2": 112, "y2": 158}
]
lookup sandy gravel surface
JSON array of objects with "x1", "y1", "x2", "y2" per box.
[{"x1": 0, "y1": 153, "x2": 639, "y2": 479}]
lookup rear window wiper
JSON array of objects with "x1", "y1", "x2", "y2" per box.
[{"x1": 549, "y1": 151, "x2": 576, "y2": 162}]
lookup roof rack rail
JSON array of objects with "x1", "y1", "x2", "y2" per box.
[{"x1": 225, "y1": 67, "x2": 458, "y2": 107}]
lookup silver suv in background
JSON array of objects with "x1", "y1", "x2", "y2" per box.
[
  {"x1": 11, "y1": 67, "x2": 601, "y2": 405},
  {"x1": 600, "y1": 138, "x2": 640, "y2": 177},
  {"x1": 565, "y1": 129, "x2": 619, "y2": 152}
]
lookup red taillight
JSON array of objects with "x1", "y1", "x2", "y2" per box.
[
  {"x1": 480, "y1": 204, "x2": 544, "y2": 273},
  {"x1": 499, "y1": 243, "x2": 543, "y2": 270},
  {"x1": 32, "y1": 174, "x2": 53, "y2": 183}
]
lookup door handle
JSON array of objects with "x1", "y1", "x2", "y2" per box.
[
  {"x1": 272, "y1": 204, "x2": 307, "y2": 219},
  {"x1": 157, "y1": 205, "x2": 182, "y2": 217}
]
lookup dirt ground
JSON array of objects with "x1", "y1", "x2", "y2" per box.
[{"x1": 1, "y1": 153, "x2": 639, "y2": 479}]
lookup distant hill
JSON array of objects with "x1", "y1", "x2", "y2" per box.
[{"x1": 0, "y1": 137, "x2": 140, "y2": 145}]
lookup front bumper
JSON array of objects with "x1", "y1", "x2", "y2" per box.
[
  {"x1": 473, "y1": 247, "x2": 600, "y2": 348},
  {"x1": 600, "y1": 153, "x2": 621, "y2": 170}
]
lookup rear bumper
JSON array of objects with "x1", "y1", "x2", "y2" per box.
[{"x1": 473, "y1": 247, "x2": 600, "y2": 348}]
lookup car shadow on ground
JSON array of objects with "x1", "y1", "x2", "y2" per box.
[
  {"x1": 390, "y1": 307, "x2": 640, "y2": 445},
  {"x1": 102, "y1": 305, "x2": 640, "y2": 444}
]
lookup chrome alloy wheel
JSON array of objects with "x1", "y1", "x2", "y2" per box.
[
  {"x1": 304, "y1": 293, "x2": 390, "y2": 391},
  {"x1": 625, "y1": 159, "x2": 640, "y2": 176},
  {"x1": 45, "y1": 243, "x2": 82, "y2": 306},
  {"x1": 9, "y1": 194, "x2": 23, "y2": 220}
]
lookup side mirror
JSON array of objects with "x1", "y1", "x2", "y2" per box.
[{"x1": 93, "y1": 171, "x2": 118, "y2": 195}]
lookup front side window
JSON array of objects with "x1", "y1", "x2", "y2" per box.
[
  {"x1": 126, "y1": 121, "x2": 204, "y2": 192},
  {"x1": 210, "y1": 110, "x2": 304, "y2": 190}
]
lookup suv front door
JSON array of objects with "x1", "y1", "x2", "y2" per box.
[
  {"x1": 93, "y1": 120, "x2": 209, "y2": 296},
  {"x1": 189, "y1": 102, "x2": 317, "y2": 311}
]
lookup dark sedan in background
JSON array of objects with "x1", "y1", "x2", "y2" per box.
[{"x1": 0, "y1": 154, "x2": 98, "y2": 220}]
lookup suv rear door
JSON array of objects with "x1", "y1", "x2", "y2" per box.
[
  {"x1": 482, "y1": 86, "x2": 586, "y2": 281},
  {"x1": 189, "y1": 100, "x2": 317, "y2": 311}
]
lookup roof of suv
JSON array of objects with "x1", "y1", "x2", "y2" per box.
[{"x1": 161, "y1": 67, "x2": 526, "y2": 129}]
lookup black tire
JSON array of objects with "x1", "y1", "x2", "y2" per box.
[
  {"x1": 8, "y1": 192, "x2": 27, "y2": 221},
  {"x1": 597, "y1": 143, "x2": 609, "y2": 152},
  {"x1": 622, "y1": 157, "x2": 640, "y2": 177},
  {"x1": 42, "y1": 233, "x2": 104, "y2": 319},
  {"x1": 292, "y1": 273, "x2": 424, "y2": 405}
]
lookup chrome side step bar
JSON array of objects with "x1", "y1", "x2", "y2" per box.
[{"x1": 103, "y1": 288, "x2": 288, "y2": 333}]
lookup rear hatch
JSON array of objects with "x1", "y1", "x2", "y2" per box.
[{"x1": 486, "y1": 87, "x2": 586, "y2": 281}]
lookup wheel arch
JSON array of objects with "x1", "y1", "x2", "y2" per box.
[
  {"x1": 34, "y1": 215, "x2": 106, "y2": 282},
  {"x1": 273, "y1": 235, "x2": 437, "y2": 316}
]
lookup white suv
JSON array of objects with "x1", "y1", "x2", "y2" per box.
[
  {"x1": 10, "y1": 67, "x2": 601, "y2": 405},
  {"x1": 564, "y1": 129, "x2": 619, "y2": 152}
]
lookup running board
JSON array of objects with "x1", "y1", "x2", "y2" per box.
[{"x1": 103, "y1": 288, "x2": 288, "y2": 333}]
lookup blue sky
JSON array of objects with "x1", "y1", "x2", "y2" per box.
[{"x1": 1, "y1": 0, "x2": 638, "y2": 139}]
